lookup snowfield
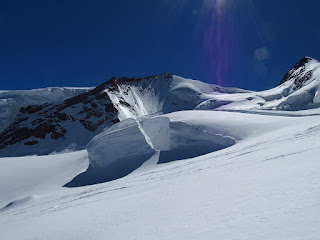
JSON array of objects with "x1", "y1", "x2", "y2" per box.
[
  {"x1": 1, "y1": 109, "x2": 320, "y2": 240},
  {"x1": 1, "y1": 58, "x2": 320, "y2": 239}
]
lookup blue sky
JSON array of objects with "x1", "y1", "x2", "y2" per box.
[{"x1": 1, "y1": 0, "x2": 319, "y2": 90}]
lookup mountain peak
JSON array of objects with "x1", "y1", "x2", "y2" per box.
[
  {"x1": 278, "y1": 56, "x2": 318, "y2": 87},
  {"x1": 293, "y1": 56, "x2": 315, "y2": 69}
]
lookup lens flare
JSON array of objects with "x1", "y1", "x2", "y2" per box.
[
  {"x1": 216, "y1": 0, "x2": 227, "y2": 14},
  {"x1": 203, "y1": 0, "x2": 233, "y2": 87}
]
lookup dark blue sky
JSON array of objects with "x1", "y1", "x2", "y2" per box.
[{"x1": 1, "y1": 0, "x2": 319, "y2": 91}]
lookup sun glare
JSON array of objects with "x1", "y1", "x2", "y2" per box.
[{"x1": 202, "y1": 0, "x2": 233, "y2": 86}]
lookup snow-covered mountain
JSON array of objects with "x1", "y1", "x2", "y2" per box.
[
  {"x1": 1, "y1": 57, "x2": 320, "y2": 240},
  {"x1": 0, "y1": 87, "x2": 90, "y2": 133},
  {"x1": 1, "y1": 57, "x2": 320, "y2": 157},
  {"x1": 0, "y1": 72, "x2": 249, "y2": 157}
]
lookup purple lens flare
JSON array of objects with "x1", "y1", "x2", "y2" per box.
[{"x1": 203, "y1": 0, "x2": 234, "y2": 88}]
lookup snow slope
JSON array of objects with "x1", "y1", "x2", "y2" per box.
[
  {"x1": 0, "y1": 150, "x2": 88, "y2": 208},
  {"x1": 0, "y1": 109, "x2": 319, "y2": 240}
]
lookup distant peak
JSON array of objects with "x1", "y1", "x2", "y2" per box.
[
  {"x1": 292, "y1": 57, "x2": 315, "y2": 70},
  {"x1": 303, "y1": 56, "x2": 318, "y2": 62},
  {"x1": 277, "y1": 57, "x2": 318, "y2": 86}
]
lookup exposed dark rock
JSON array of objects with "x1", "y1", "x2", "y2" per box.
[
  {"x1": 97, "y1": 120, "x2": 105, "y2": 126},
  {"x1": 16, "y1": 117, "x2": 28, "y2": 124},
  {"x1": 119, "y1": 100, "x2": 131, "y2": 107},
  {"x1": 51, "y1": 131, "x2": 65, "y2": 140},
  {"x1": 20, "y1": 105, "x2": 44, "y2": 114},
  {"x1": 116, "y1": 72, "x2": 173, "y2": 85},
  {"x1": 80, "y1": 120, "x2": 98, "y2": 132},
  {"x1": 32, "y1": 118, "x2": 45, "y2": 125},
  {"x1": 56, "y1": 113, "x2": 68, "y2": 121},
  {"x1": 104, "y1": 103, "x2": 117, "y2": 113},
  {"x1": 112, "y1": 119, "x2": 120, "y2": 124},
  {"x1": 90, "y1": 102, "x2": 98, "y2": 109},
  {"x1": 108, "y1": 77, "x2": 119, "y2": 92},
  {"x1": 33, "y1": 123, "x2": 55, "y2": 139},
  {"x1": 96, "y1": 92, "x2": 109, "y2": 100},
  {"x1": 0, "y1": 127, "x2": 32, "y2": 150},
  {"x1": 24, "y1": 140, "x2": 39, "y2": 146}
]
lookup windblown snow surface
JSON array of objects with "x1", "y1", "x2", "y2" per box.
[{"x1": 1, "y1": 58, "x2": 320, "y2": 239}]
